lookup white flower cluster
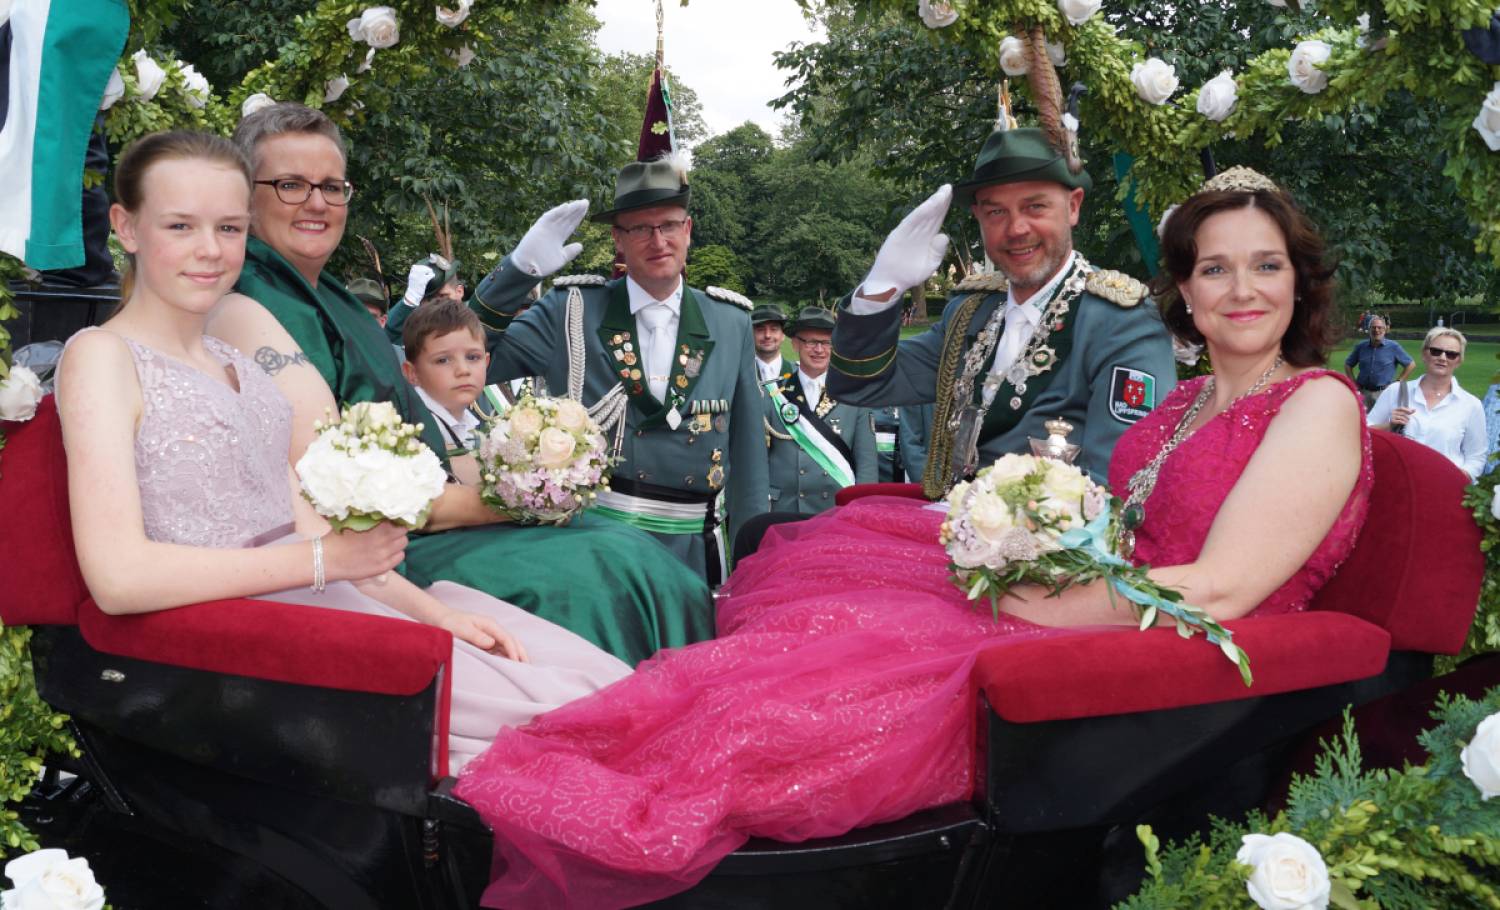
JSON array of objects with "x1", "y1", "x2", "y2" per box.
[
  {"x1": 478, "y1": 395, "x2": 613, "y2": 524},
  {"x1": 1197, "y1": 70, "x2": 1238, "y2": 121},
  {"x1": 1, "y1": 848, "x2": 105, "y2": 910},
  {"x1": 347, "y1": 6, "x2": 401, "y2": 49},
  {"x1": 436, "y1": 0, "x2": 473, "y2": 27},
  {"x1": 998, "y1": 36, "x2": 1065, "y2": 77},
  {"x1": 1131, "y1": 58, "x2": 1179, "y2": 106},
  {"x1": 1058, "y1": 0, "x2": 1101, "y2": 26},
  {"x1": 295, "y1": 401, "x2": 447, "y2": 530},
  {"x1": 102, "y1": 51, "x2": 211, "y2": 111},
  {"x1": 1236, "y1": 832, "x2": 1330, "y2": 910},
  {"x1": 0, "y1": 366, "x2": 44, "y2": 423},
  {"x1": 1474, "y1": 82, "x2": 1500, "y2": 152},
  {"x1": 940, "y1": 453, "x2": 1107, "y2": 577},
  {"x1": 1288, "y1": 40, "x2": 1331, "y2": 94},
  {"x1": 1462, "y1": 710, "x2": 1500, "y2": 799},
  {"x1": 917, "y1": 0, "x2": 958, "y2": 29}
]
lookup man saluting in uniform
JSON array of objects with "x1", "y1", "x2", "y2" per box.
[
  {"x1": 764, "y1": 307, "x2": 878, "y2": 514},
  {"x1": 828, "y1": 127, "x2": 1176, "y2": 492},
  {"x1": 465, "y1": 154, "x2": 767, "y2": 586}
]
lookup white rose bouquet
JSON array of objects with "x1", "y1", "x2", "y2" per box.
[
  {"x1": 477, "y1": 394, "x2": 613, "y2": 525},
  {"x1": 941, "y1": 453, "x2": 1252, "y2": 684},
  {"x1": 295, "y1": 401, "x2": 448, "y2": 531}
]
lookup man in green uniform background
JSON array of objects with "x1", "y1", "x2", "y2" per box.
[
  {"x1": 465, "y1": 155, "x2": 768, "y2": 585},
  {"x1": 763, "y1": 307, "x2": 878, "y2": 514},
  {"x1": 829, "y1": 127, "x2": 1176, "y2": 491},
  {"x1": 751, "y1": 304, "x2": 795, "y2": 384}
]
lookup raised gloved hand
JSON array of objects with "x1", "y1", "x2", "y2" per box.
[
  {"x1": 403, "y1": 263, "x2": 436, "y2": 307},
  {"x1": 858, "y1": 184, "x2": 952, "y2": 306},
  {"x1": 511, "y1": 199, "x2": 589, "y2": 278}
]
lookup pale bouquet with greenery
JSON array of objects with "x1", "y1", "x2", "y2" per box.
[
  {"x1": 939, "y1": 453, "x2": 1251, "y2": 685},
  {"x1": 476, "y1": 394, "x2": 613, "y2": 525},
  {"x1": 294, "y1": 401, "x2": 448, "y2": 531}
]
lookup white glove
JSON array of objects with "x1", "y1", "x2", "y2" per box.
[
  {"x1": 511, "y1": 199, "x2": 589, "y2": 278},
  {"x1": 857, "y1": 184, "x2": 952, "y2": 308},
  {"x1": 403, "y1": 263, "x2": 436, "y2": 307}
]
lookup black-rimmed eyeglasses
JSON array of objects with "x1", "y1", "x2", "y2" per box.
[
  {"x1": 1427, "y1": 347, "x2": 1462, "y2": 360},
  {"x1": 253, "y1": 178, "x2": 355, "y2": 206}
]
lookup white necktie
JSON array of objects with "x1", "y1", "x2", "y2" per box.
[
  {"x1": 804, "y1": 376, "x2": 823, "y2": 410},
  {"x1": 638, "y1": 303, "x2": 676, "y2": 402},
  {"x1": 983, "y1": 305, "x2": 1033, "y2": 405}
]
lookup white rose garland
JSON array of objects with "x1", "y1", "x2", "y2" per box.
[
  {"x1": 1058, "y1": 0, "x2": 1102, "y2": 27},
  {"x1": 179, "y1": 62, "x2": 211, "y2": 109},
  {"x1": 1235, "y1": 833, "x2": 1331, "y2": 910},
  {"x1": 241, "y1": 92, "x2": 276, "y2": 118},
  {"x1": 1, "y1": 849, "x2": 106, "y2": 910},
  {"x1": 435, "y1": 0, "x2": 472, "y2": 28},
  {"x1": 917, "y1": 0, "x2": 958, "y2": 29},
  {"x1": 448, "y1": 45, "x2": 476, "y2": 68},
  {"x1": 1461, "y1": 711, "x2": 1500, "y2": 799},
  {"x1": 100, "y1": 67, "x2": 124, "y2": 111},
  {"x1": 347, "y1": 6, "x2": 401, "y2": 49},
  {"x1": 1288, "y1": 40, "x2": 1332, "y2": 95},
  {"x1": 131, "y1": 50, "x2": 166, "y2": 102},
  {"x1": 1131, "y1": 58, "x2": 1179, "y2": 106},
  {"x1": 1197, "y1": 70, "x2": 1238, "y2": 121},
  {"x1": 998, "y1": 36, "x2": 1030, "y2": 76},
  {"x1": 324, "y1": 75, "x2": 351, "y2": 103}
]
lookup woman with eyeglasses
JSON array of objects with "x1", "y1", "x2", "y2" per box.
[
  {"x1": 202, "y1": 103, "x2": 713, "y2": 667},
  {"x1": 1368, "y1": 326, "x2": 1487, "y2": 479}
]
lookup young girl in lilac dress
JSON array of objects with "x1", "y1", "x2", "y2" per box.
[
  {"x1": 55, "y1": 130, "x2": 631, "y2": 771},
  {"x1": 454, "y1": 166, "x2": 1371, "y2": 909}
]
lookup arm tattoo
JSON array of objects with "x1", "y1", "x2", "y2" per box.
[{"x1": 254, "y1": 346, "x2": 311, "y2": 376}]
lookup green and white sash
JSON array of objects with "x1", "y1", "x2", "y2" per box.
[{"x1": 764, "y1": 378, "x2": 855, "y2": 488}]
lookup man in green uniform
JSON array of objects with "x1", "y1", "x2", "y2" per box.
[
  {"x1": 751, "y1": 304, "x2": 795, "y2": 384},
  {"x1": 384, "y1": 253, "x2": 463, "y2": 344},
  {"x1": 463, "y1": 156, "x2": 769, "y2": 585},
  {"x1": 764, "y1": 307, "x2": 878, "y2": 514},
  {"x1": 829, "y1": 128, "x2": 1176, "y2": 492}
]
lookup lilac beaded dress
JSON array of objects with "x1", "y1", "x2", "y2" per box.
[{"x1": 71, "y1": 330, "x2": 631, "y2": 770}]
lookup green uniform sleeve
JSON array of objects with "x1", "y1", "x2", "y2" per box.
[
  {"x1": 470, "y1": 255, "x2": 544, "y2": 335},
  {"x1": 385, "y1": 300, "x2": 414, "y2": 346},
  {"x1": 853, "y1": 407, "x2": 878, "y2": 484},
  {"x1": 827, "y1": 292, "x2": 952, "y2": 407},
  {"x1": 898, "y1": 403, "x2": 933, "y2": 483}
]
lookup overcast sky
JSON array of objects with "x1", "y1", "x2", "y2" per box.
[{"x1": 591, "y1": 0, "x2": 824, "y2": 142}]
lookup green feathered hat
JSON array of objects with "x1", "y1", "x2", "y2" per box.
[{"x1": 953, "y1": 127, "x2": 1091, "y2": 204}]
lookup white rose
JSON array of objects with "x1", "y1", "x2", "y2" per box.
[
  {"x1": 917, "y1": 0, "x2": 958, "y2": 29},
  {"x1": 968, "y1": 493, "x2": 1016, "y2": 544},
  {"x1": 1043, "y1": 460, "x2": 1091, "y2": 503},
  {"x1": 347, "y1": 7, "x2": 400, "y2": 49},
  {"x1": 508, "y1": 406, "x2": 544, "y2": 441},
  {"x1": 1461, "y1": 712, "x2": 1500, "y2": 800},
  {"x1": 297, "y1": 438, "x2": 358, "y2": 517},
  {"x1": 1047, "y1": 40, "x2": 1066, "y2": 67},
  {"x1": 1057, "y1": 0, "x2": 1102, "y2": 27},
  {"x1": 448, "y1": 44, "x2": 476, "y2": 68},
  {"x1": 178, "y1": 62, "x2": 210, "y2": 108},
  {"x1": 1235, "y1": 833, "x2": 1331, "y2": 910},
  {"x1": 435, "y1": 0, "x2": 472, "y2": 27},
  {"x1": 1355, "y1": 12, "x2": 1371, "y2": 46},
  {"x1": 1197, "y1": 70, "x2": 1238, "y2": 121},
  {"x1": 131, "y1": 50, "x2": 166, "y2": 101},
  {"x1": 1131, "y1": 58, "x2": 1179, "y2": 106},
  {"x1": 1473, "y1": 83, "x2": 1500, "y2": 152},
  {"x1": 534, "y1": 427, "x2": 579, "y2": 469},
  {"x1": 998, "y1": 36, "x2": 1030, "y2": 77},
  {"x1": 100, "y1": 67, "x2": 124, "y2": 111},
  {"x1": 1287, "y1": 40, "x2": 1331, "y2": 95},
  {"x1": 347, "y1": 447, "x2": 444, "y2": 526},
  {"x1": 949, "y1": 533, "x2": 997, "y2": 570},
  {"x1": 0, "y1": 366, "x2": 44, "y2": 422},
  {"x1": 324, "y1": 75, "x2": 350, "y2": 103},
  {"x1": 3, "y1": 849, "x2": 105, "y2": 910},
  {"x1": 1490, "y1": 486, "x2": 1500, "y2": 522},
  {"x1": 357, "y1": 48, "x2": 376, "y2": 74},
  {"x1": 984, "y1": 453, "x2": 1040, "y2": 489},
  {"x1": 553, "y1": 399, "x2": 590, "y2": 433},
  {"x1": 241, "y1": 93, "x2": 276, "y2": 118}
]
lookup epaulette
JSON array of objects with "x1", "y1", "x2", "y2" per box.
[
  {"x1": 1085, "y1": 269, "x2": 1147, "y2": 308},
  {"x1": 552, "y1": 274, "x2": 607, "y2": 287},
  {"x1": 705, "y1": 286, "x2": 754, "y2": 311},
  {"x1": 954, "y1": 273, "x2": 1009, "y2": 293}
]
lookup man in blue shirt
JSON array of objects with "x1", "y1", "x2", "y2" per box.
[{"x1": 1344, "y1": 316, "x2": 1414, "y2": 410}]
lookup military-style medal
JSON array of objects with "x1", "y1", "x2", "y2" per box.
[{"x1": 707, "y1": 448, "x2": 725, "y2": 490}]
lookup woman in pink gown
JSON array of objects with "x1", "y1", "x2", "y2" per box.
[
  {"x1": 455, "y1": 174, "x2": 1370, "y2": 906},
  {"x1": 56, "y1": 131, "x2": 631, "y2": 774}
]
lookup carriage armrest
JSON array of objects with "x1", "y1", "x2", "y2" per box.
[
  {"x1": 835, "y1": 482, "x2": 925, "y2": 506},
  {"x1": 972, "y1": 612, "x2": 1391, "y2": 724},
  {"x1": 75, "y1": 596, "x2": 451, "y2": 696}
]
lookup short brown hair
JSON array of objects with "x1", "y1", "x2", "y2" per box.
[
  {"x1": 402, "y1": 299, "x2": 483, "y2": 361},
  {"x1": 1150, "y1": 186, "x2": 1340, "y2": 368},
  {"x1": 231, "y1": 102, "x2": 346, "y2": 173}
]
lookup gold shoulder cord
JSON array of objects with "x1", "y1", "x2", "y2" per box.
[{"x1": 921, "y1": 292, "x2": 986, "y2": 500}]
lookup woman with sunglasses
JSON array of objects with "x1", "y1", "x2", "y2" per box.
[
  {"x1": 203, "y1": 103, "x2": 712, "y2": 667},
  {"x1": 1369, "y1": 326, "x2": 1487, "y2": 479}
]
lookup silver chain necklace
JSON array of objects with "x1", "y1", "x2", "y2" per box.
[{"x1": 1116, "y1": 355, "x2": 1284, "y2": 557}]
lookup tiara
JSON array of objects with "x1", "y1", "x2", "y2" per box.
[{"x1": 1196, "y1": 165, "x2": 1280, "y2": 196}]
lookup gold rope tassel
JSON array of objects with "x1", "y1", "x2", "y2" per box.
[{"x1": 920, "y1": 293, "x2": 986, "y2": 500}]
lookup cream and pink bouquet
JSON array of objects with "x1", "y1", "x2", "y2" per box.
[
  {"x1": 295, "y1": 401, "x2": 448, "y2": 531},
  {"x1": 477, "y1": 394, "x2": 613, "y2": 524},
  {"x1": 940, "y1": 453, "x2": 1251, "y2": 685}
]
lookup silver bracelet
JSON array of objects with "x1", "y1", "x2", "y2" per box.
[{"x1": 311, "y1": 536, "x2": 326, "y2": 594}]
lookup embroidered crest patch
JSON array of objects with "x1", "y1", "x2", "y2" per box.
[{"x1": 1109, "y1": 366, "x2": 1157, "y2": 424}]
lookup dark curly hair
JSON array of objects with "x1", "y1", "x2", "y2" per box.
[{"x1": 1149, "y1": 186, "x2": 1340, "y2": 368}]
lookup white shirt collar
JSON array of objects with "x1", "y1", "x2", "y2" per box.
[
  {"x1": 1004, "y1": 251, "x2": 1076, "y2": 321},
  {"x1": 799, "y1": 368, "x2": 826, "y2": 405},
  {"x1": 757, "y1": 354, "x2": 783, "y2": 380},
  {"x1": 414, "y1": 384, "x2": 481, "y2": 443},
  {"x1": 626, "y1": 275, "x2": 684, "y2": 316}
]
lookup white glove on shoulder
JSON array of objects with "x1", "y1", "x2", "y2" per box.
[
  {"x1": 511, "y1": 199, "x2": 589, "y2": 278},
  {"x1": 856, "y1": 184, "x2": 952, "y2": 311},
  {"x1": 403, "y1": 263, "x2": 436, "y2": 307}
]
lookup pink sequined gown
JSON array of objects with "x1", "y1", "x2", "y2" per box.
[
  {"x1": 455, "y1": 369, "x2": 1372, "y2": 910},
  {"x1": 65, "y1": 330, "x2": 631, "y2": 771}
]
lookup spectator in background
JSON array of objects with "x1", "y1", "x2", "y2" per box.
[
  {"x1": 348, "y1": 277, "x2": 389, "y2": 328},
  {"x1": 385, "y1": 254, "x2": 465, "y2": 344},
  {"x1": 1369, "y1": 326, "x2": 1487, "y2": 480},
  {"x1": 1344, "y1": 316, "x2": 1413, "y2": 410}
]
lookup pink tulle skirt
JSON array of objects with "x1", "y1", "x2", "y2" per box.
[{"x1": 455, "y1": 497, "x2": 1062, "y2": 909}]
